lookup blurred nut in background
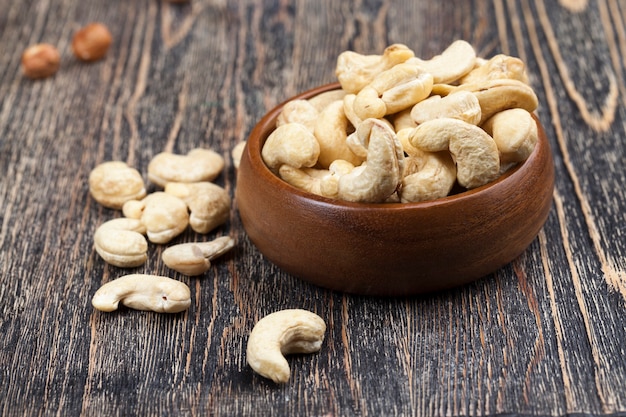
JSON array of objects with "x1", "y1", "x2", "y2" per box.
[
  {"x1": 21, "y1": 43, "x2": 60, "y2": 79},
  {"x1": 71, "y1": 23, "x2": 112, "y2": 62}
]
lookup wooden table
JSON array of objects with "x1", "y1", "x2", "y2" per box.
[{"x1": 2, "y1": 0, "x2": 625, "y2": 415}]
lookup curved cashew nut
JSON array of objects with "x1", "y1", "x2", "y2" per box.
[
  {"x1": 335, "y1": 43, "x2": 415, "y2": 93},
  {"x1": 408, "y1": 39, "x2": 476, "y2": 84},
  {"x1": 400, "y1": 150, "x2": 457, "y2": 203},
  {"x1": 122, "y1": 192, "x2": 189, "y2": 244},
  {"x1": 337, "y1": 118, "x2": 404, "y2": 203},
  {"x1": 246, "y1": 309, "x2": 326, "y2": 384},
  {"x1": 410, "y1": 91, "x2": 482, "y2": 126},
  {"x1": 231, "y1": 141, "x2": 246, "y2": 170},
  {"x1": 460, "y1": 54, "x2": 529, "y2": 85},
  {"x1": 313, "y1": 100, "x2": 362, "y2": 168},
  {"x1": 278, "y1": 165, "x2": 339, "y2": 199},
  {"x1": 164, "y1": 181, "x2": 231, "y2": 234},
  {"x1": 148, "y1": 148, "x2": 225, "y2": 187},
  {"x1": 92, "y1": 274, "x2": 191, "y2": 313},
  {"x1": 482, "y1": 108, "x2": 538, "y2": 164},
  {"x1": 89, "y1": 161, "x2": 147, "y2": 209},
  {"x1": 409, "y1": 118, "x2": 500, "y2": 189},
  {"x1": 162, "y1": 236, "x2": 235, "y2": 276},
  {"x1": 94, "y1": 218, "x2": 148, "y2": 267},
  {"x1": 307, "y1": 89, "x2": 347, "y2": 112},
  {"x1": 261, "y1": 123, "x2": 320, "y2": 170},
  {"x1": 353, "y1": 63, "x2": 433, "y2": 120}
]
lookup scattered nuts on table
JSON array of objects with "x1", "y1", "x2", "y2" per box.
[
  {"x1": 21, "y1": 43, "x2": 61, "y2": 79},
  {"x1": 262, "y1": 40, "x2": 541, "y2": 203},
  {"x1": 246, "y1": 309, "x2": 326, "y2": 384},
  {"x1": 89, "y1": 161, "x2": 147, "y2": 209},
  {"x1": 92, "y1": 274, "x2": 191, "y2": 313},
  {"x1": 94, "y1": 218, "x2": 148, "y2": 268},
  {"x1": 71, "y1": 22, "x2": 113, "y2": 62},
  {"x1": 161, "y1": 236, "x2": 235, "y2": 276}
]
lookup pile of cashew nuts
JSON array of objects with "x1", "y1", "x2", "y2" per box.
[
  {"x1": 88, "y1": 148, "x2": 235, "y2": 313},
  {"x1": 262, "y1": 40, "x2": 539, "y2": 203},
  {"x1": 89, "y1": 149, "x2": 323, "y2": 383}
]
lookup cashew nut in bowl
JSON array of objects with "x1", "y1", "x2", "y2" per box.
[
  {"x1": 276, "y1": 99, "x2": 319, "y2": 133},
  {"x1": 93, "y1": 218, "x2": 148, "y2": 267},
  {"x1": 482, "y1": 108, "x2": 538, "y2": 165},
  {"x1": 408, "y1": 39, "x2": 476, "y2": 84},
  {"x1": 122, "y1": 192, "x2": 189, "y2": 244},
  {"x1": 460, "y1": 54, "x2": 529, "y2": 85},
  {"x1": 246, "y1": 309, "x2": 326, "y2": 384},
  {"x1": 89, "y1": 161, "x2": 147, "y2": 209},
  {"x1": 164, "y1": 181, "x2": 231, "y2": 234},
  {"x1": 410, "y1": 91, "x2": 482, "y2": 126},
  {"x1": 409, "y1": 118, "x2": 500, "y2": 189},
  {"x1": 148, "y1": 148, "x2": 225, "y2": 187},
  {"x1": 335, "y1": 43, "x2": 415, "y2": 94},
  {"x1": 400, "y1": 150, "x2": 457, "y2": 203},
  {"x1": 161, "y1": 236, "x2": 235, "y2": 276},
  {"x1": 337, "y1": 118, "x2": 404, "y2": 203},
  {"x1": 278, "y1": 165, "x2": 339, "y2": 199},
  {"x1": 261, "y1": 123, "x2": 320, "y2": 171},
  {"x1": 313, "y1": 100, "x2": 362, "y2": 168},
  {"x1": 92, "y1": 274, "x2": 191, "y2": 313}
]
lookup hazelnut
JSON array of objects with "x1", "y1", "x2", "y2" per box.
[
  {"x1": 21, "y1": 43, "x2": 61, "y2": 79},
  {"x1": 71, "y1": 23, "x2": 113, "y2": 62}
]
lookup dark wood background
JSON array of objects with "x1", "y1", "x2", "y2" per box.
[{"x1": 2, "y1": 0, "x2": 626, "y2": 415}]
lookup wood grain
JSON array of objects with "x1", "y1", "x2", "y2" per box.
[{"x1": 1, "y1": 0, "x2": 626, "y2": 415}]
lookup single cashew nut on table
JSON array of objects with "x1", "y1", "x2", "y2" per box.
[
  {"x1": 409, "y1": 118, "x2": 500, "y2": 189},
  {"x1": 162, "y1": 236, "x2": 235, "y2": 276},
  {"x1": 337, "y1": 118, "x2": 405, "y2": 203},
  {"x1": 94, "y1": 218, "x2": 148, "y2": 267},
  {"x1": 246, "y1": 309, "x2": 326, "y2": 384},
  {"x1": 148, "y1": 148, "x2": 225, "y2": 187},
  {"x1": 92, "y1": 274, "x2": 191, "y2": 313},
  {"x1": 89, "y1": 161, "x2": 147, "y2": 209},
  {"x1": 122, "y1": 192, "x2": 189, "y2": 244},
  {"x1": 261, "y1": 123, "x2": 320, "y2": 171},
  {"x1": 335, "y1": 43, "x2": 415, "y2": 94},
  {"x1": 164, "y1": 181, "x2": 231, "y2": 234},
  {"x1": 231, "y1": 141, "x2": 246, "y2": 170}
]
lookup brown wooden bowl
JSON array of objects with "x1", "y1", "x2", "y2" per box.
[{"x1": 235, "y1": 83, "x2": 555, "y2": 296}]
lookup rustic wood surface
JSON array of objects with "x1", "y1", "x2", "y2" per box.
[{"x1": 1, "y1": 0, "x2": 625, "y2": 415}]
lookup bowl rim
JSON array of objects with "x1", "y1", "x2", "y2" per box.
[{"x1": 245, "y1": 82, "x2": 547, "y2": 212}]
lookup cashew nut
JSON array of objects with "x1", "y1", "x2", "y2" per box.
[
  {"x1": 93, "y1": 218, "x2": 148, "y2": 267},
  {"x1": 92, "y1": 274, "x2": 191, "y2": 313},
  {"x1": 482, "y1": 108, "x2": 538, "y2": 164},
  {"x1": 335, "y1": 43, "x2": 415, "y2": 94},
  {"x1": 337, "y1": 118, "x2": 404, "y2": 203},
  {"x1": 400, "y1": 150, "x2": 457, "y2": 203},
  {"x1": 278, "y1": 165, "x2": 339, "y2": 198},
  {"x1": 353, "y1": 62, "x2": 434, "y2": 120},
  {"x1": 460, "y1": 54, "x2": 529, "y2": 85},
  {"x1": 276, "y1": 99, "x2": 319, "y2": 133},
  {"x1": 307, "y1": 89, "x2": 347, "y2": 112},
  {"x1": 408, "y1": 39, "x2": 476, "y2": 84},
  {"x1": 148, "y1": 148, "x2": 225, "y2": 187},
  {"x1": 410, "y1": 91, "x2": 482, "y2": 126},
  {"x1": 409, "y1": 118, "x2": 500, "y2": 189},
  {"x1": 122, "y1": 192, "x2": 189, "y2": 244},
  {"x1": 261, "y1": 123, "x2": 320, "y2": 171},
  {"x1": 231, "y1": 141, "x2": 246, "y2": 170},
  {"x1": 313, "y1": 100, "x2": 362, "y2": 168},
  {"x1": 164, "y1": 181, "x2": 231, "y2": 234},
  {"x1": 162, "y1": 236, "x2": 235, "y2": 276},
  {"x1": 246, "y1": 309, "x2": 326, "y2": 384},
  {"x1": 89, "y1": 161, "x2": 147, "y2": 209}
]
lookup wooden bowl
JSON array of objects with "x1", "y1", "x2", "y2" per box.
[{"x1": 235, "y1": 83, "x2": 554, "y2": 296}]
